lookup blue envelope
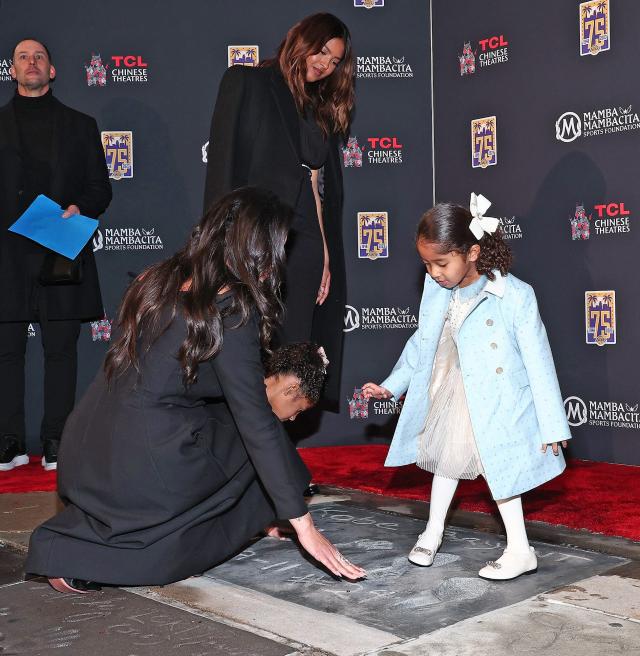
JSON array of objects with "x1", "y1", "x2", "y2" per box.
[{"x1": 8, "y1": 194, "x2": 99, "y2": 260}]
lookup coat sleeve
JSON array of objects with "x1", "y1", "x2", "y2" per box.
[
  {"x1": 513, "y1": 284, "x2": 572, "y2": 444},
  {"x1": 380, "y1": 329, "x2": 421, "y2": 400},
  {"x1": 203, "y1": 66, "x2": 255, "y2": 213},
  {"x1": 74, "y1": 117, "x2": 112, "y2": 219},
  {"x1": 210, "y1": 313, "x2": 311, "y2": 519}
]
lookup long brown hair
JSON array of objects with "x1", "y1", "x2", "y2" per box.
[
  {"x1": 104, "y1": 187, "x2": 293, "y2": 386},
  {"x1": 262, "y1": 13, "x2": 355, "y2": 136},
  {"x1": 417, "y1": 203, "x2": 513, "y2": 280}
]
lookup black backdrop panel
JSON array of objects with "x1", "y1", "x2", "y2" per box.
[
  {"x1": 432, "y1": 0, "x2": 639, "y2": 465},
  {"x1": 6, "y1": 1, "x2": 635, "y2": 467},
  {"x1": 0, "y1": 1, "x2": 432, "y2": 453}
]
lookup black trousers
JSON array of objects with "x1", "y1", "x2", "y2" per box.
[{"x1": 0, "y1": 318, "x2": 81, "y2": 450}]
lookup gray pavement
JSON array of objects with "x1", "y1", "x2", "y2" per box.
[{"x1": 0, "y1": 488, "x2": 638, "y2": 656}]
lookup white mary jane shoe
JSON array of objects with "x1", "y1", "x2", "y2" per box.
[
  {"x1": 478, "y1": 545, "x2": 538, "y2": 580},
  {"x1": 408, "y1": 531, "x2": 442, "y2": 567}
]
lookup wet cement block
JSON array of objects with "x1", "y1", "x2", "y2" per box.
[
  {"x1": 0, "y1": 579, "x2": 293, "y2": 656},
  {"x1": 205, "y1": 502, "x2": 626, "y2": 639}
]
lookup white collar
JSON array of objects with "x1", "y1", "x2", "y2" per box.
[
  {"x1": 427, "y1": 270, "x2": 507, "y2": 298},
  {"x1": 484, "y1": 270, "x2": 507, "y2": 298}
]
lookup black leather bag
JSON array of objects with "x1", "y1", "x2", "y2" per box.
[{"x1": 39, "y1": 252, "x2": 83, "y2": 286}]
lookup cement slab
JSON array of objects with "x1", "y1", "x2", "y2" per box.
[
  {"x1": 0, "y1": 543, "x2": 25, "y2": 586},
  {"x1": 0, "y1": 579, "x2": 294, "y2": 656},
  {"x1": 371, "y1": 598, "x2": 640, "y2": 656},
  {"x1": 203, "y1": 502, "x2": 625, "y2": 639},
  {"x1": 146, "y1": 576, "x2": 401, "y2": 656},
  {"x1": 0, "y1": 491, "x2": 61, "y2": 551},
  {"x1": 548, "y1": 574, "x2": 640, "y2": 620}
]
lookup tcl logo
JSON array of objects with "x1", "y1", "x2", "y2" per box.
[
  {"x1": 594, "y1": 203, "x2": 630, "y2": 217},
  {"x1": 479, "y1": 36, "x2": 508, "y2": 51},
  {"x1": 111, "y1": 56, "x2": 148, "y2": 68},
  {"x1": 367, "y1": 137, "x2": 403, "y2": 149}
]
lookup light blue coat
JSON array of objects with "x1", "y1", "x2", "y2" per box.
[{"x1": 382, "y1": 271, "x2": 571, "y2": 500}]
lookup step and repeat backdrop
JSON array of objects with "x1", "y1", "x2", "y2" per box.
[
  {"x1": 0, "y1": 1, "x2": 433, "y2": 453},
  {"x1": 4, "y1": 0, "x2": 635, "y2": 466},
  {"x1": 432, "y1": 0, "x2": 639, "y2": 465}
]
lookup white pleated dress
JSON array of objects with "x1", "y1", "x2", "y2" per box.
[{"x1": 417, "y1": 276, "x2": 486, "y2": 480}]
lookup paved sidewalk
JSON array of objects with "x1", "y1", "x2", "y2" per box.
[{"x1": 0, "y1": 488, "x2": 638, "y2": 655}]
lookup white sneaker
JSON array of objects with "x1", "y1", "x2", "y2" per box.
[
  {"x1": 0, "y1": 454, "x2": 29, "y2": 471},
  {"x1": 478, "y1": 546, "x2": 537, "y2": 580},
  {"x1": 41, "y1": 440, "x2": 59, "y2": 471},
  {"x1": 408, "y1": 531, "x2": 442, "y2": 567},
  {"x1": 0, "y1": 436, "x2": 29, "y2": 471},
  {"x1": 41, "y1": 457, "x2": 57, "y2": 472}
]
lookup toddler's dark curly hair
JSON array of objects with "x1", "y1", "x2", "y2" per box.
[
  {"x1": 264, "y1": 342, "x2": 327, "y2": 404},
  {"x1": 416, "y1": 202, "x2": 512, "y2": 280}
]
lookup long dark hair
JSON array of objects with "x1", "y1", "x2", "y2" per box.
[
  {"x1": 104, "y1": 187, "x2": 293, "y2": 386},
  {"x1": 416, "y1": 202, "x2": 512, "y2": 280},
  {"x1": 261, "y1": 13, "x2": 355, "y2": 136}
]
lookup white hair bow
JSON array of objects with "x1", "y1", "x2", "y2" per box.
[{"x1": 469, "y1": 193, "x2": 500, "y2": 240}]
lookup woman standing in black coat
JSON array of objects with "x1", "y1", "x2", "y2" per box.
[
  {"x1": 204, "y1": 13, "x2": 354, "y2": 405},
  {"x1": 25, "y1": 187, "x2": 365, "y2": 591}
]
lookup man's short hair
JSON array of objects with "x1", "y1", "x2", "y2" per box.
[
  {"x1": 264, "y1": 342, "x2": 327, "y2": 404},
  {"x1": 13, "y1": 39, "x2": 53, "y2": 64}
]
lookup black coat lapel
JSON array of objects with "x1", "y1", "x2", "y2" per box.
[
  {"x1": 268, "y1": 68, "x2": 301, "y2": 162},
  {"x1": 0, "y1": 100, "x2": 22, "y2": 162},
  {"x1": 49, "y1": 98, "x2": 65, "y2": 199}
]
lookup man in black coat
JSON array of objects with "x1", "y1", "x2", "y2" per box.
[{"x1": 0, "y1": 39, "x2": 112, "y2": 472}]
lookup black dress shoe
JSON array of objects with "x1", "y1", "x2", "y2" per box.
[
  {"x1": 0, "y1": 435, "x2": 29, "y2": 471},
  {"x1": 42, "y1": 439, "x2": 60, "y2": 471},
  {"x1": 66, "y1": 578, "x2": 102, "y2": 592}
]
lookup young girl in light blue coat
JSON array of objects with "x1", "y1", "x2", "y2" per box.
[{"x1": 362, "y1": 195, "x2": 571, "y2": 581}]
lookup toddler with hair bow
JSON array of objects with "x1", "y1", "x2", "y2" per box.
[{"x1": 362, "y1": 194, "x2": 571, "y2": 580}]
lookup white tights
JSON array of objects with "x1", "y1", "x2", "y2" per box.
[{"x1": 424, "y1": 475, "x2": 530, "y2": 552}]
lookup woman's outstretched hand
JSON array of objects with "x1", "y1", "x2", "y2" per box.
[
  {"x1": 290, "y1": 513, "x2": 366, "y2": 580},
  {"x1": 361, "y1": 382, "x2": 392, "y2": 400}
]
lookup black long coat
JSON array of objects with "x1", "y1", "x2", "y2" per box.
[
  {"x1": 0, "y1": 95, "x2": 112, "y2": 321},
  {"x1": 203, "y1": 65, "x2": 345, "y2": 405},
  {"x1": 25, "y1": 295, "x2": 311, "y2": 586}
]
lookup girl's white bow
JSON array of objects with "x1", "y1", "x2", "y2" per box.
[
  {"x1": 317, "y1": 346, "x2": 330, "y2": 372},
  {"x1": 469, "y1": 193, "x2": 500, "y2": 240}
]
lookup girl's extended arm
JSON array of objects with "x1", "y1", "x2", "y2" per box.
[{"x1": 377, "y1": 329, "x2": 421, "y2": 401}]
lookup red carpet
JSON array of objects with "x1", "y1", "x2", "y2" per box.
[
  {"x1": 299, "y1": 445, "x2": 640, "y2": 542},
  {"x1": 0, "y1": 457, "x2": 57, "y2": 494},
  {"x1": 3, "y1": 447, "x2": 638, "y2": 542}
]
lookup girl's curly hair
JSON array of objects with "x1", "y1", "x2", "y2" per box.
[
  {"x1": 263, "y1": 342, "x2": 326, "y2": 404},
  {"x1": 416, "y1": 202, "x2": 512, "y2": 280}
]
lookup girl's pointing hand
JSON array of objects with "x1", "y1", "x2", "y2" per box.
[
  {"x1": 361, "y1": 383, "x2": 392, "y2": 400},
  {"x1": 541, "y1": 441, "x2": 568, "y2": 456}
]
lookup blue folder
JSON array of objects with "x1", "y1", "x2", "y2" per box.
[{"x1": 8, "y1": 194, "x2": 99, "y2": 260}]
